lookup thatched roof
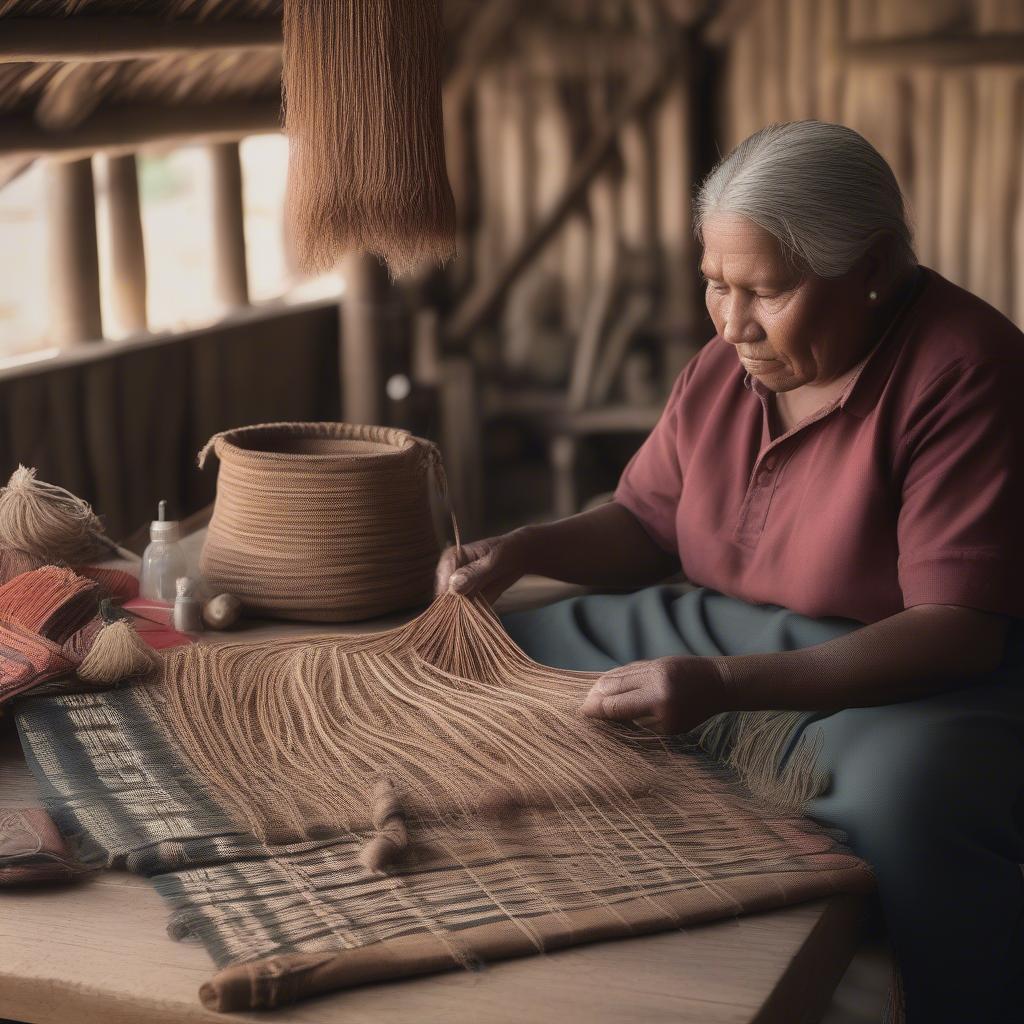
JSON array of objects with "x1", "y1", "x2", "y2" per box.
[
  {"x1": 0, "y1": 0, "x2": 703, "y2": 164},
  {"x1": 0, "y1": 1, "x2": 277, "y2": 14},
  {"x1": 0, "y1": 1, "x2": 280, "y2": 133}
]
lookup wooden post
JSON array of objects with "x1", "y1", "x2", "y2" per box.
[
  {"x1": 209, "y1": 141, "x2": 249, "y2": 310},
  {"x1": 936, "y1": 72, "x2": 974, "y2": 286},
  {"x1": 550, "y1": 435, "x2": 579, "y2": 520},
  {"x1": 101, "y1": 153, "x2": 147, "y2": 335},
  {"x1": 724, "y1": 18, "x2": 762, "y2": 148},
  {"x1": 908, "y1": 70, "x2": 941, "y2": 268},
  {"x1": 439, "y1": 356, "x2": 483, "y2": 541},
  {"x1": 473, "y1": 69, "x2": 505, "y2": 293},
  {"x1": 567, "y1": 171, "x2": 620, "y2": 412},
  {"x1": 967, "y1": 69, "x2": 1018, "y2": 316},
  {"x1": 785, "y1": 0, "x2": 818, "y2": 121},
  {"x1": 340, "y1": 251, "x2": 390, "y2": 425},
  {"x1": 412, "y1": 308, "x2": 441, "y2": 388},
  {"x1": 815, "y1": 0, "x2": 845, "y2": 123},
  {"x1": 759, "y1": 0, "x2": 787, "y2": 124},
  {"x1": 46, "y1": 157, "x2": 102, "y2": 346},
  {"x1": 620, "y1": 116, "x2": 657, "y2": 259},
  {"x1": 653, "y1": 71, "x2": 698, "y2": 383}
]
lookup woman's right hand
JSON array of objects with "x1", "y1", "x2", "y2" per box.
[{"x1": 434, "y1": 528, "x2": 535, "y2": 605}]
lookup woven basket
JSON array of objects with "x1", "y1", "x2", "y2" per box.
[{"x1": 198, "y1": 423, "x2": 442, "y2": 622}]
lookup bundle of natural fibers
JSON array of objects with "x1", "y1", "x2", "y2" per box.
[
  {"x1": 198, "y1": 423, "x2": 448, "y2": 622},
  {"x1": 0, "y1": 566, "x2": 155, "y2": 707},
  {"x1": 0, "y1": 466, "x2": 121, "y2": 564},
  {"x1": 282, "y1": 0, "x2": 456, "y2": 276},
  {"x1": 9, "y1": 590, "x2": 875, "y2": 1011}
]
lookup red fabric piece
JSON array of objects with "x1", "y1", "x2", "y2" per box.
[
  {"x1": 614, "y1": 267, "x2": 1024, "y2": 624},
  {"x1": 0, "y1": 566, "x2": 97, "y2": 643},
  {"x1": 0, "y1": 621, "x2": 74, "y2": 705},
  {"x1": 122, "y1": 599, "x2": 196, "y2": 650},
  {"x1": 76, "y1": 565, "x2": 140, "y2": 603}
]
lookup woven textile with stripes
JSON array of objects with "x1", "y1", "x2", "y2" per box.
[{"x1": 15, "y1": 592, "x2": 874, "y2": 1012}]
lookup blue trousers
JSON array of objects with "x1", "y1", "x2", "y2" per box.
[{"x1": 500, "y1": 586, "x2": 1024, "y2": 1023}]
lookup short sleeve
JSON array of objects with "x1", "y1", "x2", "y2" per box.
[
  {"x1": 613, "y1": 363, "x2": 692, "y2": 554},
  {"x1": 896, "y1": 359, "x2": 1024, "y2": 617}
]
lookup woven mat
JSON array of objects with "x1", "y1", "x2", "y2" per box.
[{"x1": 14, "y1": 678, "x2": 874, "y2": 1011}]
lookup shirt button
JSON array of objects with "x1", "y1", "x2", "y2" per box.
[{"x1": 762, "y1": 456, "x2": 776, "y2": 472}]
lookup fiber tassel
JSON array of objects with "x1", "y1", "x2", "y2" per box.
[
  {"x1": 77, "y1": 621, "x2": 158, "y2": 685},
  {"x1": 282, "y1": 0, "x2": 456, "y2": 277},
  {"x1": 0, "y1": 466, "x2": 118, "y2": 564},
  {"x1": 357, "y1": 780, "x2": 408, "y2": 873},
  {"x1": 693, "y1": 709, "x2": 831, "y2": 813}
]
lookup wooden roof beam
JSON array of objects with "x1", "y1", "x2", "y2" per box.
[
  {"x1": 0, "y1": 99, "x2": 281, "y2": 161},
  {"x1": 844, "y1": 33, "x2": 1024, "y2": 67},
  {"x1": 0, "y1": 17, "x2": 282, "y2": 64}
]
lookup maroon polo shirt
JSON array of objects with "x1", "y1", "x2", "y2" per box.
[{"x1": 614, "y1": 266, "x2": 1024, "y2": 625}]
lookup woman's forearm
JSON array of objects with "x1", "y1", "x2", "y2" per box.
[
  {"x1": 518, "y1": 501, "x2": 680, "y2": 590},
  {"x1": 709, "y1": 604, "x2": 1009, "y2": 712}
]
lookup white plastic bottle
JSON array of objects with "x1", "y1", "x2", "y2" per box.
[{"x1": 139, "y1": 500, "x2": 188, "y2": 603}]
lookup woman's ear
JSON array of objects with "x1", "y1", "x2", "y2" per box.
[{"x1": 862, "y1": 233, "x2": 901, "y2": 294}]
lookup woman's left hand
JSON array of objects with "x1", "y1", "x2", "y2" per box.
[{"x1": 579, "y1": 656, "x2": 730, "y2": 735}]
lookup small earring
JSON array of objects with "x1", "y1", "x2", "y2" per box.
[{"x1": 868, "y1": 290, "x2": 878, "y2": 301}]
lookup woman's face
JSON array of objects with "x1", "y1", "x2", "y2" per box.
[{"x1": 700, "y1": 212, "x2": 878, "y2": 393}]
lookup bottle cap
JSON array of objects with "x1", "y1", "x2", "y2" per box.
[{"x1": 150, "y1": 499, "x2": 180, "y2": 542}]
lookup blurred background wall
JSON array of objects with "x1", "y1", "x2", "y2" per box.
[
  {"x1": 0, "y1": 0, "x2": 1020, "y2": 541},
  {"x1": 719, "y1": 0, "x2": 1024, "y2": 325}
]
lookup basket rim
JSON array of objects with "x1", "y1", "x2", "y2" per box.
[{"x1": 199, "y1": 422, "x2": 426, "y2": 467}]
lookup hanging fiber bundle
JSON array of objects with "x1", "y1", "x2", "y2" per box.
[
  {"x1": 0, "y1": 466, "x2": 119, "y2": 564},
  {"x1": 198, "y1": 423, "x2": 445, "y2": 622},
  {"x1": 282, "y1": 0, "x2": 457, "y2": 277}
]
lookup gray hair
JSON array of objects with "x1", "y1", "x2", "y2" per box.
[{"x1": 693, "y1": 121, "x2": 916, "y2": 279}]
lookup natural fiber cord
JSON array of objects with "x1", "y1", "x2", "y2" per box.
[
  {"x1": 282, "y1": 0, "x2": 456, "y2": 277},
  {"x1": 198, "y1": 422, "x2": 447, "y2": 622}
]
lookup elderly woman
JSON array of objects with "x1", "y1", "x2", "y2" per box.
[{"x1": 435, "y1": 121, "x2": 1024, "y2": 1023}]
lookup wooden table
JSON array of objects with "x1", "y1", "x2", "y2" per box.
[{"x1": 0, "y1": 531, "x2": 866, "y2": 1024}]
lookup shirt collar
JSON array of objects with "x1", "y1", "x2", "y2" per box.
[{"x1": 742, "y1": 266, "x2": 929, "y2": 418}]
